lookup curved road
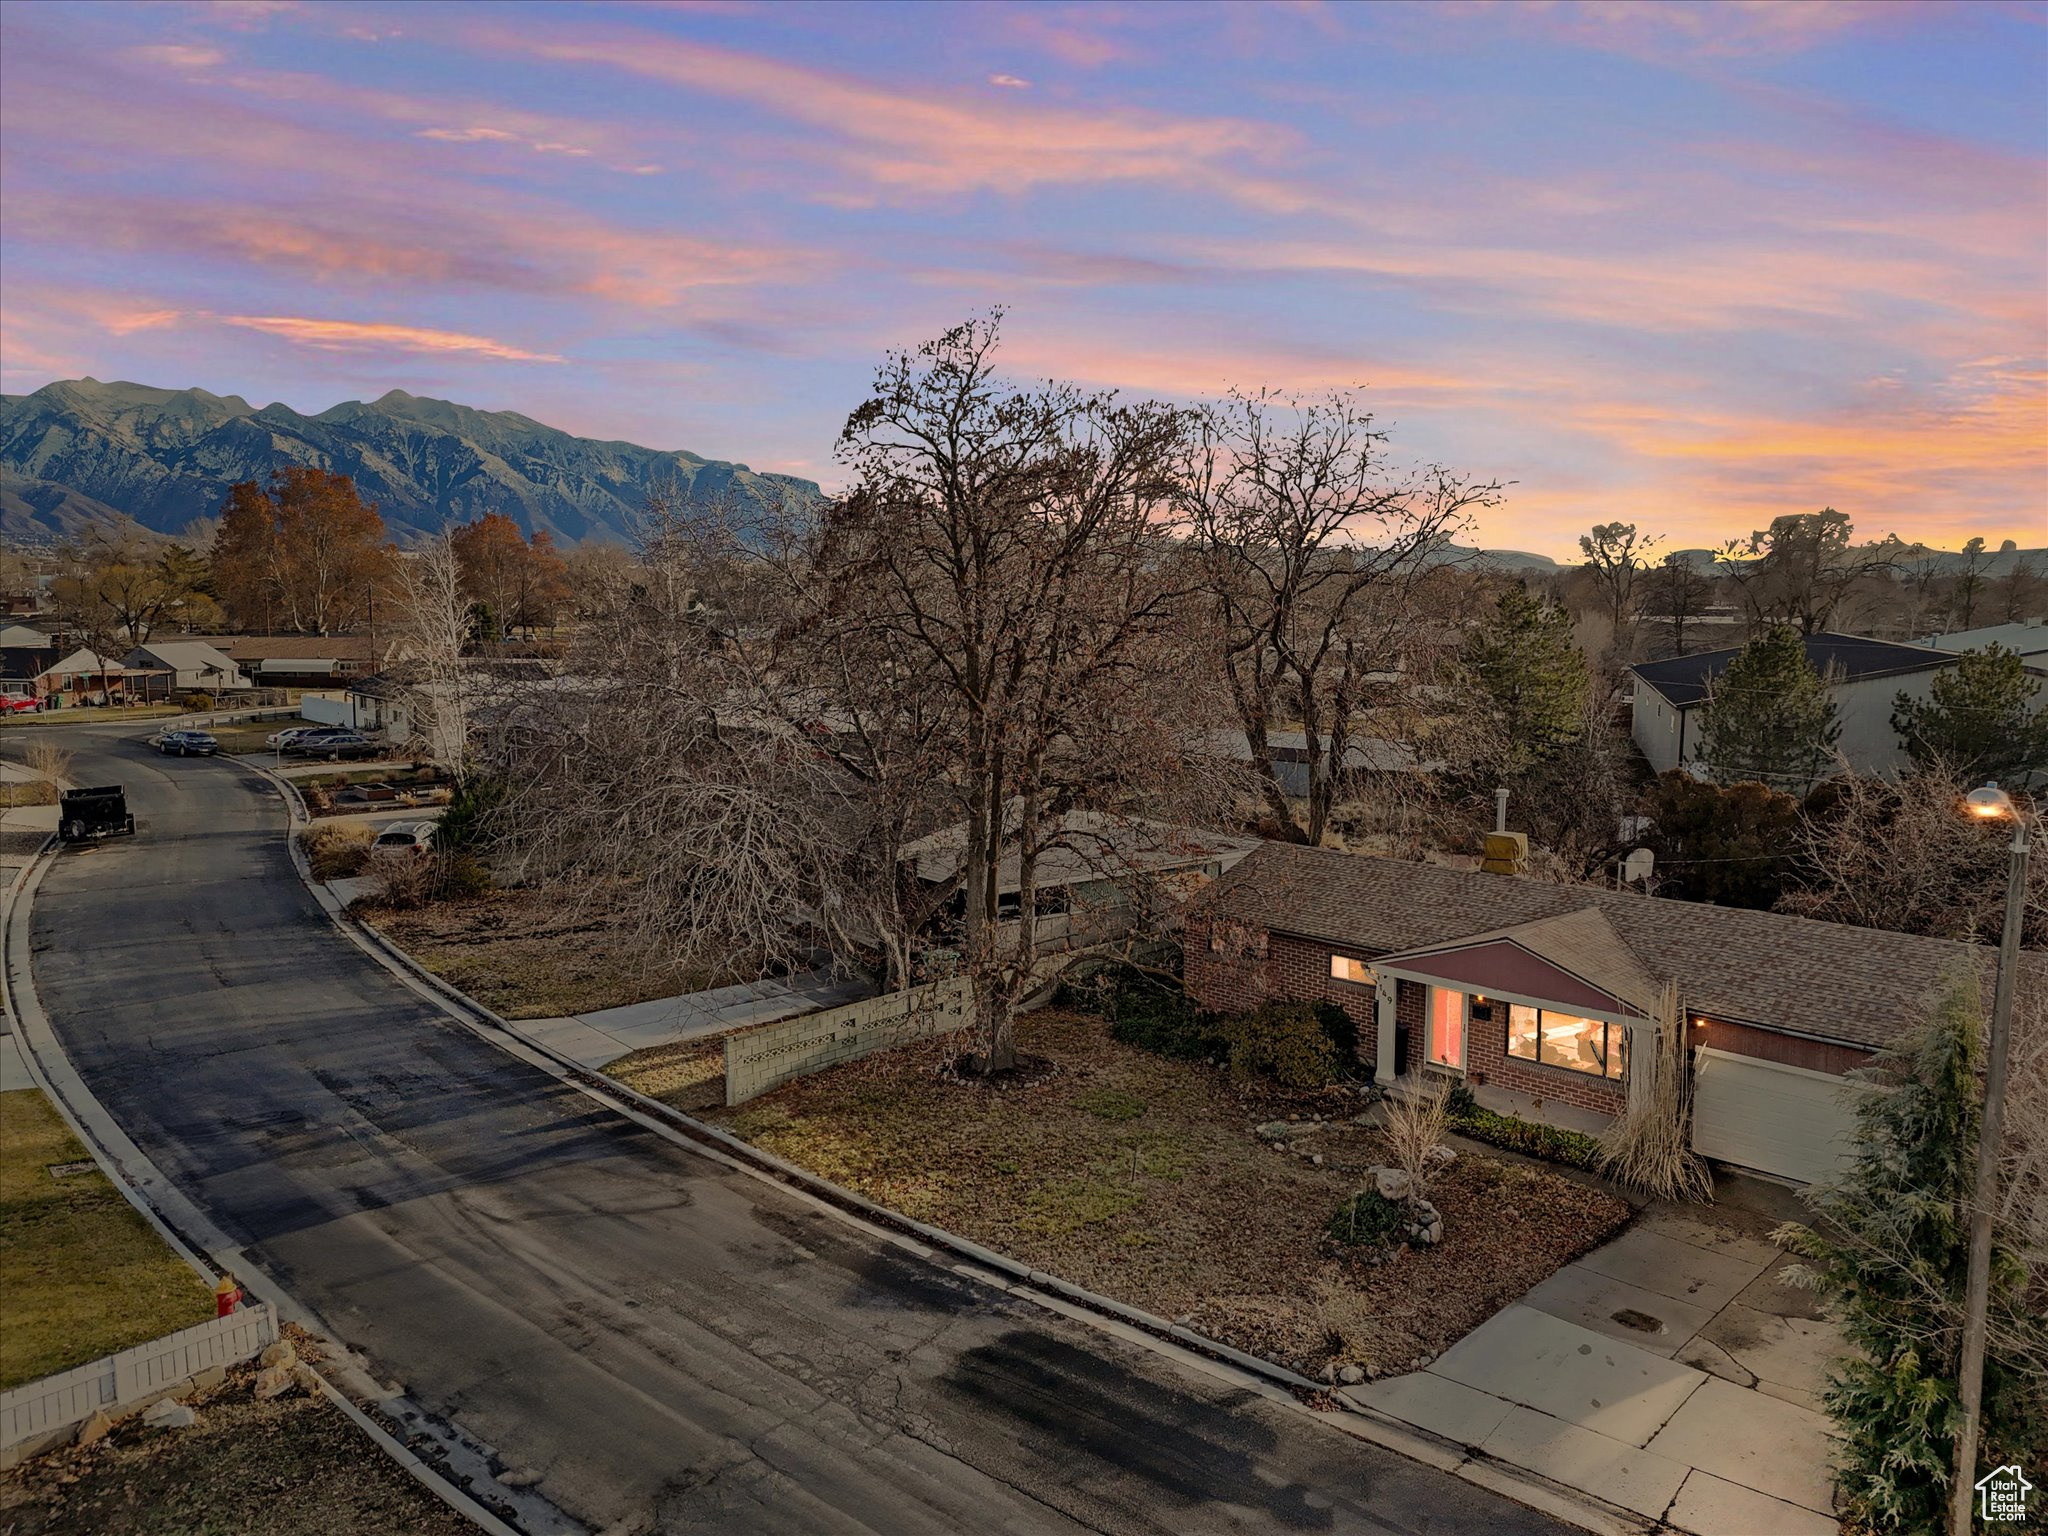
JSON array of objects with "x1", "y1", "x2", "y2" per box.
[{"x1": 13, "y1": 726, "x2": 1567, "y2": 1536}]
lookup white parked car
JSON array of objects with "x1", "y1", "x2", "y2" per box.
[{"x1": 371, "y1": 821, "x2": 436, "y2": 855}]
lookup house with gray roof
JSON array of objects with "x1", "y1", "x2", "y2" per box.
[
  {"x1": 1630, "y1": 631, "x2": 1953, "y2": 780},
  {"x1": 122, "y1": 640, "x2": 247, "y2": 694},
  {"x1": 1187, "y1": 840, "x2": 2034, "y2": 1184}
]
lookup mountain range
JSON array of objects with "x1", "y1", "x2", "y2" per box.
[{"x1": 0, "y1": 378, "x2": 821, "y2": 546}]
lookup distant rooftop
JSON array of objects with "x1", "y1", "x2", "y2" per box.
[
  {"x1": 1919, "y1": 620, "x2": 2048, "y2": 660},
  {"x1": 1632, "y1": 631, "x2": 1951, "y2": 709}
]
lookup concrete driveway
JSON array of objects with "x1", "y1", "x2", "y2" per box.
[{"x1": 1350, "y1": 1180, "x2": 1844, "y2": 1535}]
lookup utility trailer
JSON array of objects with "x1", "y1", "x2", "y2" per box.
[{"x1": 58, "y1": 786, "x2": 136, "y2": 843}]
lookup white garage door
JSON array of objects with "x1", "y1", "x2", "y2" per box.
[{"x1": 1692, "y1": 1047, "x2": 1869, "y2": 1185}]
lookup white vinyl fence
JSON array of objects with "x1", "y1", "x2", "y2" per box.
[{"x1": 0, "y1": 1304, "x2": 278, "y2": 1459}]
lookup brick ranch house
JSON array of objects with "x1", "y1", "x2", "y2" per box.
[{"x1": 1186, "y1": 841, "x2": 2035, "y2": 1185}]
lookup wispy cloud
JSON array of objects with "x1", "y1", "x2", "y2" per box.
[
  {"x1": 484, "y1": 26, "x2": 1297, "y2": 202},
  {"x1": 987, "y1": 73, "x2": 1031, "y2": 90},
  {"x1": 218, "y1": 314, "x2": 564, "y2": 361},
  {"x1": 125, "y1": 43, "x2": 225, "y2": 70}
]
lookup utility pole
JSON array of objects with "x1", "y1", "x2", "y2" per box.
[{"x1": 1951, "y1": 785, "x2": 2031, "y2": 1536}]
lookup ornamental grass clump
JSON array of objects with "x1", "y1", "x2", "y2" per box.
[{"x1": 1598, "y1": 981, "x2": 1713, "y2": 1203}]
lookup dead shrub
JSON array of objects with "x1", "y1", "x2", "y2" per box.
[
  {"x1": 1381, "y1": 1077, "x2": 1452, "y2": 1211},
  {"x1": 367, "y1": 849, "x2": 493, "y2": 909},
  {"x1": 298, "y1": 822, "x2": 373, "y2": 881},
  {"x1": 23, "y1": 741, "x2": 71, "y2": 802}
]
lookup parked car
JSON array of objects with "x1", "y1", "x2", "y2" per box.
[
  {"x1": 372, "y1": 821, "x2": 436, "y2": 855},
  {"x1": 59, "y1": 785, "x2": 136, "y2": 842},
  {"x1": 150, "y1": 729, "x2": 219, "y2": 757},
  {"x1": 266, "y1": 726, "x2": 322, "y2": 749},
  {"x1": 1, "y1": 694, "x2": 38, "y2": 713},
  {"x1": 283, "y1": 729, "x2": 379, "y2": 761}
]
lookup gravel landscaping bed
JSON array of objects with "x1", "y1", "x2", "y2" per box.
[
  {"x1": 697, "y1": 1008, "x2": 1632, "y2": 1378},
  {"x1": 0, "y1": 1340, "x2": 477, "y2": 1536}
]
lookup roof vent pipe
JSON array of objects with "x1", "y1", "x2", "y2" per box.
[{"x1": 1494, "y1": 786, "x2": 1510, "y2": 834}]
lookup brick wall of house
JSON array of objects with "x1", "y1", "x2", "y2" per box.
[{"x1": 1184, "y1": 917, "x2": 1383, "y2": 1072}]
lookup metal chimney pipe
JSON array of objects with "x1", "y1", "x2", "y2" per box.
[{"x1": 1494, "y1": 787, "x2": 1510, "y2": 834}]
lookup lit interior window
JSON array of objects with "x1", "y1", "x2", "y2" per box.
[{"x1": 1508, "y1": 1004, "x2": 1627, "y2": 1080}]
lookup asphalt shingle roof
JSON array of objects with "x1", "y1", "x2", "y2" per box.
[
  {"x1": 1632, "y1": 631, "x2": 1951, "y2": 709},
  {"x1": 1195, "y1": 840, "x2": 2034, "y2": 1051}
]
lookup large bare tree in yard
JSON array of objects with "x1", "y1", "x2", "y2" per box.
[
  {"x1": 828, "y1": 315, "x2": 1229, "y2": 1071},
  {"x1": 1180, "y1": 389, "x2": 1496, "y2": 845}
]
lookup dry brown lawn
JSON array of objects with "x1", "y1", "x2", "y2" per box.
[
  {"x1": 662, "y1": 1008, "x2": 1630, "y2": 1378},
  {"x1": 360, "y1": 885, "x2": 713, "y2": 1020}
]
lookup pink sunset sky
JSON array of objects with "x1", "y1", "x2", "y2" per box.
[{"x1": 1, "y1": 0, "x2": 2043, "y2": 557}]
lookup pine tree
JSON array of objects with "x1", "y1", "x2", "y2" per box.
[
  {"x1": 1892, "y1": 644, "x2": 2048, "y2": 786},
  {"x1": 1696, "y1": 626, "x2": 1840, "y2": 792},
  {"x1": 1779, "y1": 976, "x2": 2046, "y2": 1534},
  {"x1": 1460, "y1": 585, "x2": 1588, "y2": 776}
]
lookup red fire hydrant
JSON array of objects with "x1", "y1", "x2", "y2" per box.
[{"x1": 214, "y1": 1274, "x2": 243, "y2": 1317}]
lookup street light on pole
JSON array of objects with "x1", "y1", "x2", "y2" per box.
[{"x1": 1950, "y1": 781, "x2": 2031, "y2": 1536}]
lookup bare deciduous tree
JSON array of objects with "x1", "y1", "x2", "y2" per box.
[
  {"x1": 1780, "y1": 767, "x2": 2047, "y2": 947},
  {"x1": 387, "y1": 533, "x2": 473, "y2": 775},
  {"x1": 1179, "y1": 389, "x2": 1496, "y2": 846},
  {"x1": 1577, "y1": 521, "x2": 1661, "y2": 663}
]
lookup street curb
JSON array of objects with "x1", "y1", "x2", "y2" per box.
[
  {"x1": 260, "y1": 771, "x2": 1653, "y2": 1536},
  {"x1": 3, "y1": 791, "x2": 529, "y2": 1536}
]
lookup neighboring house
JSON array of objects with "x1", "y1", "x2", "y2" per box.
[
  {"x1": 1919, "y1": 618, "x2": 2048, "y2": 675},
  {"x1": 0, "y1": 624, "x2": 51, "y2": 649},
  {"x1": 903, "y1": 809, "x2": 1260, "y2": 954},
  {"x1": 1630, "y1": 631, "x2": 1953, "y2": 779},
  {"x1": 1186, "y1": 840, "x2": 2038, "y2": 1185},
  {"x1": 1200, "y1": 728, "x2": 1438, "y2": 797},
  {"x1": 300, "y1": 660, "x2": 553, "y2": 760},
  {"x1": 0, "y1": 645, "x2": 56, "y2": 702},
  {"x1": 0, "y1": 647, "x2": 152, "y2": 706},
  {"x1": 183, "y1": 634, "x2": 385, "y2": 689},
  {"x1": 121, "y1": 641, "x2": 249, "y2": 694}
]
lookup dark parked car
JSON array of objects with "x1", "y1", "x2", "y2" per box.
[
  {"x1": 150, "y1": 729, "x2": 219, "y2": 756},
  {"x1": 59, "y1": 785, "x2": 136, "y2": 843},
  {"x1": 282, "y1": 729, "x2": 380, "y2": 761}
]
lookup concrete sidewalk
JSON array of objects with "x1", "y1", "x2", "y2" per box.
[
  {"x1": 524, "y1": 972, "x2": 875, "y2": 1069},
  {"x1": 1349, "y1": 1181, "x2": 1841, "y2": 1535}
]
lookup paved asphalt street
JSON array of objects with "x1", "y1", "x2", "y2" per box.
[{"x1": 13, "y1": 726, "x2": 1573, "y2": 1536}]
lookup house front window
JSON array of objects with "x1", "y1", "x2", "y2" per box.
[
  {"x1": 1508, "y1": 1004, "x2": 1627, "y2": 1080},
  {"x1": 1330, "y1": 955, "x2": 1372, "y2": 984}
]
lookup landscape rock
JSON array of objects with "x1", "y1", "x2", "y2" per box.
[
  {"x1": 1337, "y1": 1364, "x2": 1366, "y2": 1385},
  {"x1": 141, "y1": 1398, "x2": 196, "y2": 1430},
  {"x1": 1370, "y1": 1165, "x2": 1412, "y2": 1201},
  {"x1": 252, "y1": 1364, "x2": 294, "y2": 1400},
  {"x1": 291, "y1": 1364, "x2": 324, "y2": 1397},
  {"x1": 1404, "y1": 1197, "x2": 1444, "y2": 1246},
  {"x1": 1425, "y1": 1144, "x2": 1457, "y2": 1167},
  {"x1": 260, "y1": 1339, "x2": 298, "y2": 1369},
  {"x1": 74, "y1": 1410, "x2": 112, "y2": 1447}
]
